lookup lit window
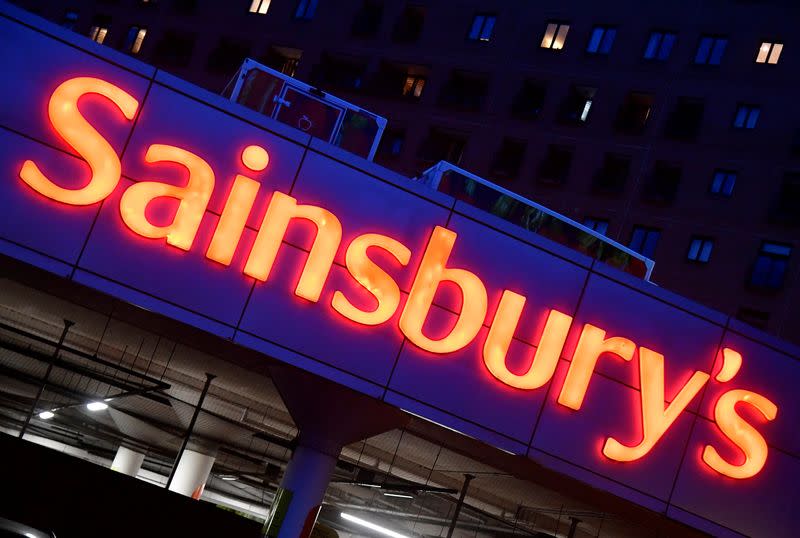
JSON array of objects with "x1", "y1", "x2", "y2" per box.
[
  {"x1": 629, "y1": 226, "x2": 660, "y2": 258},
  {"x1": 249, "y1": 0, "x2": 271, "y2": 14},
  {"x1": 644, "y1": 31, "x2": 676, "y2": 60},
  {"x1": 541, "y1": 22, "x2": 569, "y2": 50},
  {"x1": 750, "y1": 242, "x2": 791, "y2": 289},
  {"x1": 710, "y1": 169, "x2": 736, "y2": 196},
  {"x1": 468, "y1": 13, "x2": 496, "y2": 42},
  {"x1": 733, "y1": 104, "x2": 760, "y2": 129},
  {"x1": 756, "y1": 41, "x2": 783, "y2": 64},
  {"x1": 687, "y1": 237, "x2": 713, "y2": 263},
  {"x1": 402, "y1": 75, "x2": 426, "y2": 98},
  {"x1": 586, "y1": 26, "x2": 616, "y2": 54},
  {"x1": 294, "y1": 0, "x2": 318, "y2": 20},
  {"x1": 583, "y1": 218, "x2": 609, "y2": 236},
  {"x1": 124, "y1": 26, "x2": 147, "y2": 54},
  {"x1": 89, "y1": 26, "x2": 108, "y2": 44},
  {"x1": 694, "y1": 35, "x2": 727, "y2": 65}
]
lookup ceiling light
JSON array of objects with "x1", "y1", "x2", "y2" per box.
[
  {"x1": 341, "y1": 512, "x2": 409, "y2": 538},
  {"x1": 86, "y1": 401, "x2": 108, "y2": 411},
  {"x1": 357, "y1": 483, "x2": 382, "y2": 488},
  {"x1": 220, "y1": 475, "x2": 238, "y2": 481},
  {"x1": 383, "y1": 492, "x2": 414, "y2": 499},
  {"x1": 38, "y1": 411, "x2": 55, "y2": 420}
]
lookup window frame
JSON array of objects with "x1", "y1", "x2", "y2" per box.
[
  {"x1": 687, "y1": 236, "x2": 714, "y2": 263},
  {"x1": 749, "y1": 241, "x2": 792, "y2": 290},
  {"x1": 643, "y1": 30, "x2": 677, "y2": 61},
  {"x1": 694, "y1": 34, "x2": 728, "y2": 65},
  {"x1": 249, "y1": 0, "x2": 271, "y2": 14},
  {"x1": 732, "y1": 104, "x2": 761, "y2": 130},
  {"x1": 709, "y1": 169, "x2": 737, "y2": 197},
  {"x1": 467, "y1": 13, "x2": 497, "y2": 42},
  {"x1": 540, "y1": 21, "x2": 570, "y2": 51},
  {"x1": 755, "y1": 41, "x2": 783, "y2": 64},
  {"x1": 629, "y1": 226, "x2": 661, "y2": 258},
  {"x1": 586, "y1": 25, "x2": 617, "y2": 55}
]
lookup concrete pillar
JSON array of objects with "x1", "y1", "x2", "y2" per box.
[
  {"x1": 168, "y1": 449, "x2": 215, "y2": 499},
  {"x1": 110, "y1": 446, "x2": 145, "y2": 477}
]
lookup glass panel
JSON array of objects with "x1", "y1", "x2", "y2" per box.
[
  {"x1": 334, "y1": 109, "x2": 380, "y2": 158},
  {"x1": 541, "y1": 23, "x2": 556, "y2": 48},
  {"x1": 768, "y1": 43, "x2": 783, "y2": 64},
  {"x1": 553, "y1": 24, "x2": 569, "y2": 49},
  {"x1": 468, "y1": 15, "x2": 484, "y2": 40},
  {"x1": 734, "y1": 107, "x2": 748, "y2": 128},
  {"x1": 710, "y1": 38, "x2": 727, "y2": 64},
  {"x1": 756, "y1": 42, "x2": 771, "y2": 63},
  {"x1": 644, "y1": 32, "x2": 660, "y2": 59},
  {"x1": 695, "y1": 37, "x2": 712, "y2": 63},
  {"x1": 480, "y1": 16, "x2": 495, "y2": 41},
  {"x1": 599, "y1": 28, "x2": 616, "y2": 53},
  {"x1": 659, "y1": 33, "x2": 676, "y2": 59},
  {"x1": 763, "y1": 242, "x2": 791, "y2": 256},
  {"x1": 688, "y1": 239, "x2": 701, "y2": 260},
  {"x1": 275, "y1": 87, "x2": 343, "y2": 141},
  {"x1": 746, "y1": 108, "x2": 760, "y2": 129},
  {"x1": 700, "y1": 241, "x2": 713, "y2": 262},
  {"x1": 587, "y1": 28, "x2": 603, "y2": 52}
]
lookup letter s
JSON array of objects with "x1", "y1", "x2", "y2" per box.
[
  {"x1": 702, "y1": 389, "x2": 777, "y2": 479},
  {"x1": 19, "y1": 77, "x2": 139, "y2": 205}
]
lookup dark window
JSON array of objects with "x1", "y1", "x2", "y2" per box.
[
  {"x1": 152, "y1": 29, "x2": 196, "y2": 68},
  {"x1": 438, "y1": 71, "x2": 489, "y2": 111},
  {"x1": 511, "y1": 80, "x2": 546, "y2": 120},
  {"x1": 664, "y1": 97, "x2": 704, "y2": 140},
  {"x1": 377, "y1": 127, "x2": 405, "y2": 157},
  {"x1": 695, "y1": 35, "x2": 727, "y2": 65},
  {"x1": 629, "y1": 226, "x2": 660, "y2": 258},
  {"x1": 173, "y1": 0, "x2": 197, "y2": 15},
  {"x1": 687, "y1": 236, "x2": 714, "y2": 262},
  {"x1": 586, "y1": 26, "x2": 616, "y2": 54},
  {"x1": 642, "y1": 161, "x2": 682, "y2": 204},
  {"x1": 644, "y1": 31, "x2": 676, "y2": 60},
  {"x1": 294, "y1": 0, "x2": 318, "y2": 20},
  {"x1": 489, "y1": 138, "x2": 526, "y2": 180},
  {"x1": 592, "y1": 153, "x2": 631, "y2": 194},
  {"x1": 771, "y1": 172, "x2": 800, "y2": 226},
  {"x1": 311, "y1": 54, "x2": 367, "y2": 91},
  {"x1": 261, "y1": 46, "x2": 302, "y2": 77},
  {"x1": 392, "y1": 5, "x2": 424, "y2": 43},
  {"x1": 733, "y1": 104, "x2": 760, "y2": 129},
  {"x1": 710, "y1": 169, "x2": 736, "y2": 196},
  {"x1": 351, "y1": 0, "x2": 383, "y2": 38},
  {"x1": 468, "y1": 13, "x2": 496, "y2": 42},
  {"x1": 62, "y1": 10, "x2": 79, "y2": 30},
  {"x1": 615, "y1": 92, "x2": 654, "y2": 134},
  {"x1": 538, "y1": 144, "x2": 574, "y2": 184},
  {"x1": 417, "y1": 127, "x2": 468, "y2": 165},
  {"x1": 558, "y1": 85, "x2": 596, "y2": 124},
  {"x1": 735, "y1": 307, "x2": 770, "y2": 330},
  {"x1": 583, "y1": 217, "x2": 609, "y2": 235},
  {"x1": 206, "y1": 38, "x2": 251, "y2": 75},
  {"x1": 749, "y1": 242, "x2": 791, "y2": 290},
  {"x1": 371, "y1": 62, "x2": 426, "y2": 99},
  {"x1": 540, "y1": 21, "x2": 569, "y2": 50}
]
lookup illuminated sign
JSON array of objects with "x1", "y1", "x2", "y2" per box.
[{"x1": 20, "y1": 77, "x2": 778, "y2": 480}]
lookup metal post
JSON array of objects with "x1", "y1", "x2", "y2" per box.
[
  {"x1": 446, "y1": 473, "x2": 475, "y2": 538},
  {"x1": 567, "y1": 517, "x2": 581, "y2": 538},
  {"x1": 165, "y1": 372, "x2": 215, "y2": 490},
  {"x1": 18, "y1": 319, "x2": 74, "y2": 438}
]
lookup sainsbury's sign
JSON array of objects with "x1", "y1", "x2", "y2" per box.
[{"x1": 19, "y1": 76, "x2": 779, "y2": 480}]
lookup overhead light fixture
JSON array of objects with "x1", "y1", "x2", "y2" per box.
[
  {"x1": 220, "y1": 475, "x2": 238, "y2": 481},
  {"x1": 38, "y1": 411, "x2": 55, "y2": 420},
  {"x1": 383, "y1": 492, "x2": 414, "y2": 499},
  {"x1": 86, "y1": 401, "x2": 108, "y2": 411},
  {"x1": 341, "y1": 512, "x2": 409, "y2": 538},
  {"x1": 357, "y1": 483, "x2": 382, "y2": 488}
]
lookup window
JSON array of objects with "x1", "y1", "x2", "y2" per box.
[
  {"x1": 710, "y1": 169, "x2": 736, "y2": 196},
  {"x1": 511, "y1": 80, "x2": 547, "y2": 120},
  {"x1": 694, "y1": 35, "x2": 727, "y2": 65},
  {"x1": 417, "y1": 127, "x2": 468, "y2": 165},
  {"x1": 294, "y1": 0, "x2": 318, "y2": 20},
  {"x1": 541, "y1": 21, "x2": 569, "y2": 50},
  {"x1": 371, "y1": 62, "x2": 426, "y2": 99},
  {"x1": 538, "y1": 144, "x2": 574, "y2": 185},
  {"x1": 750, "y1": 242, "x2": 791, "y2": 290},
  {"x1": 615, "y1": 92, "x2": 654, "y2": 134},
  {"x1": 629, "y1": 226, "x2": 660, "y2": 258},
  {"x1": 173, "y1": 0, "x2": 197, "y2": 14},
  {"x1": 206, "y1": 38, "x2": 251, "y2": 75},
  {"x1": 351, "y1": 0, "x2": 383, "y2": 38},
  {"x1": 438, "y1": 70, "x2": 489, "y2": 111},
  {"x1": 311, "y1": 54, "x2": 367, "y2": 91},
  {"x1": 489, "y1": 138, "x2": 526, "y2": 180},
  {"x1": 592, "y1": 153, "x2": 631, "y2": 194},
  {"x1": 402, "y1": 75, "x2": 426, "y2": 99},
  {"x1": 756, "y1": 41, "x2": 783, "y2": 64},
  {"x1": 644, "y1": 31, "x2": 676, "y2": 60},
  {"x1": 736, "y1": 307, "x2": 770, "y2": 330},
  {"x1": 583, "y1": 218, "x2": 609, "y2": 236},
  {"x1": 558, "y1": 85, "x2": 596, "y2": 124},
  {"x1": 733, "y1": 104, "x2": 760, "y2": 129},
  {"x1": 643, "y1": 161, "x2": 682, "y2": 204},
  {"x1": 771, "y1": 172, "x2": 800, "y2": 226},
  {"x1": 392, "y1": 5, "x2": 424, "y2": 43},
  {"x1": 468, "y1": 13, "x2": 496, "y2": 42},
  {"x1": 152, "y1": 29, "x2": 196, "y2": 67},
  {"x1": 249, "y1": 0, "x2": 271, "y2": 14},
  {"x1": 377, "y1": 128, "x2": 405, "y2": 157},
  {"x1": 261, "y1": 46, "x2": 302, "y2": 77},
  {"x1": 664, "y1": 97, "x2": 704, "y2": 140},
  {"x1": 687, "y1": 237, "x2": 714, "y2": 262},
  {"x1": 586, "y1": 26, "x2": 616, "y2": 54},
  {"x1": 124, "y1": 26, "x2": 147, "y2": 54},
  {"x1": 89, "y1": 25, "x2": 109, "y2": 44},
  {"x1": 62, "y1": 10, "x2": 79, "y2": 30}
]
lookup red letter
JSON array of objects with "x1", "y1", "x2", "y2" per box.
[
  {"x1": 399, "y1": 226, "x2": 487, "y2": 354},
  {"x1": 20, "y1": 77, "x2": 139, "y2": 205}
]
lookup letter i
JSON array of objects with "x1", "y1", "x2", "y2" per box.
[{"x1": 206, "y1": 145, "x2": 267, "y2": 266}]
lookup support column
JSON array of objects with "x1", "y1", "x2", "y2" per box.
[
  {"x1": 168, "y1": 449, "x2": 216, "y2": 500},
  {"x1": 110, "y1": 446, "x2": 145, "y2": 477}
]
